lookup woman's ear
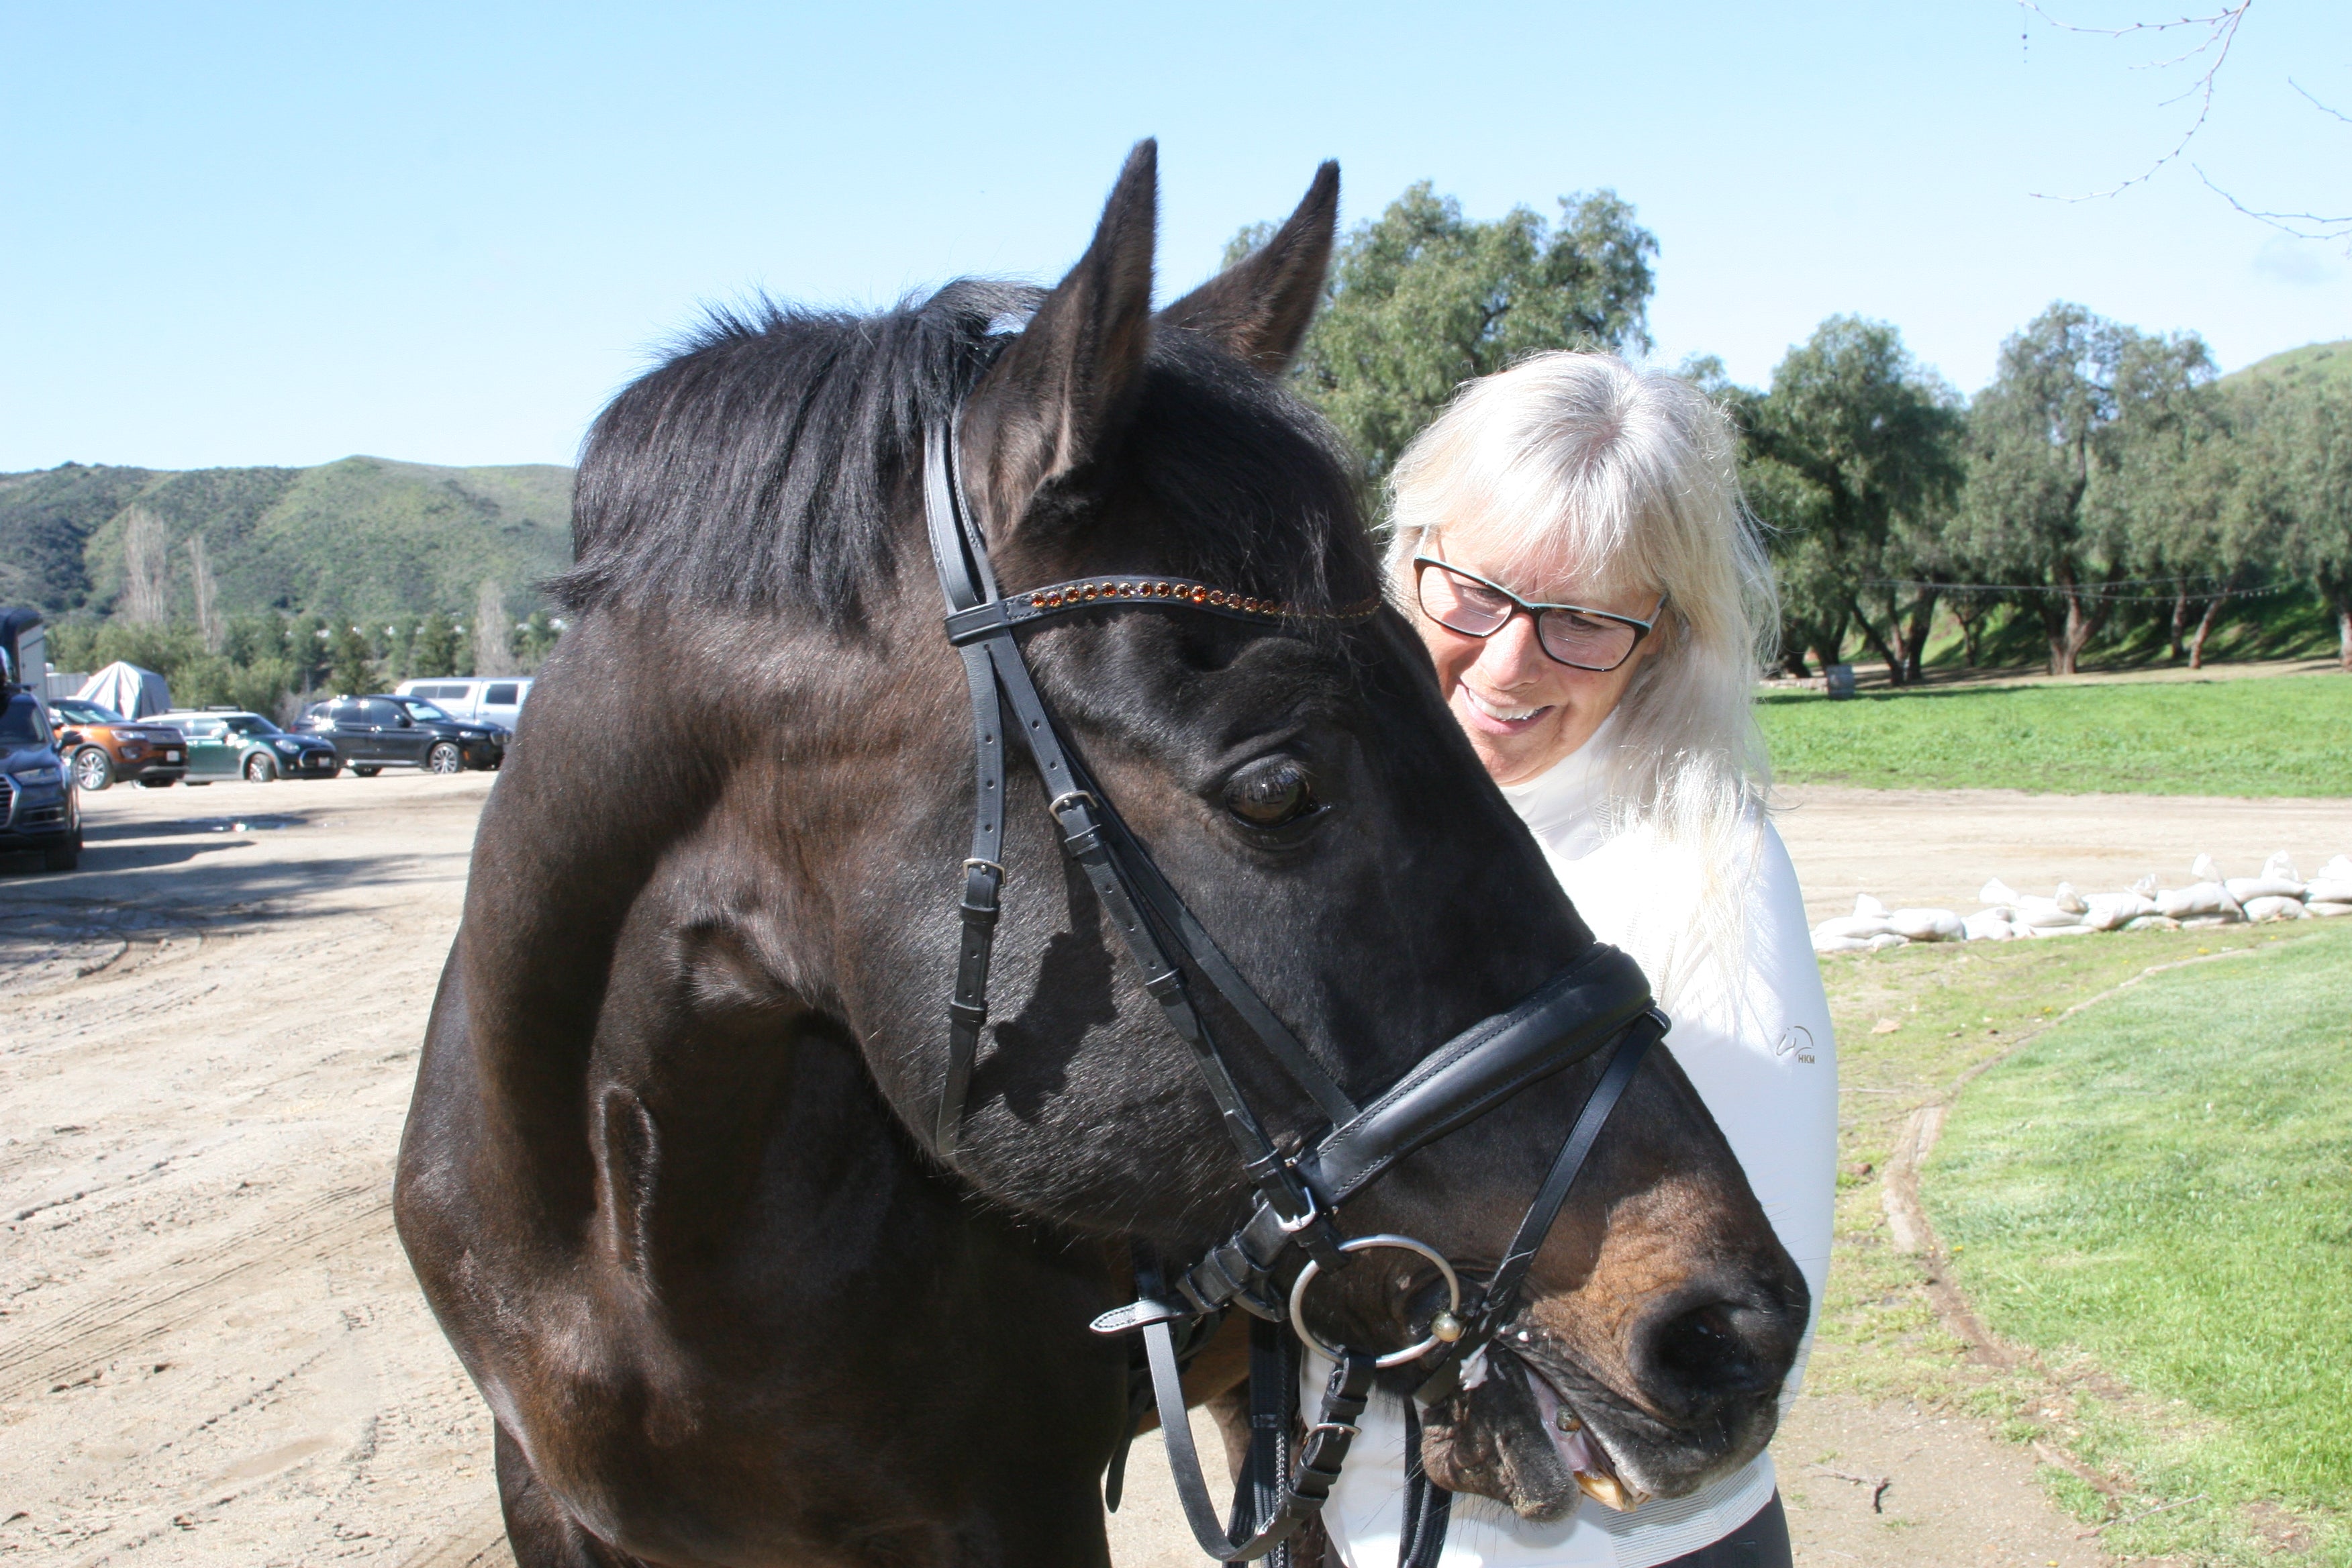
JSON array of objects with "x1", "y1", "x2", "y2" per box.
[{"x1": 957, "y1": 141, "x2": 1158, "y2": 549}]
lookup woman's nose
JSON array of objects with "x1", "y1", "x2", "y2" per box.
[{"x1": 1471, "y1": 613, "x2": 1551, "y2": 688}]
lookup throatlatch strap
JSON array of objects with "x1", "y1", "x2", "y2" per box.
[
  {"x1": 927, "y1": 424, "x2": 1005, "y2": 1153},
  {"x1": 935, "y1": 643, "x2": 1003, "y2": 1152}
]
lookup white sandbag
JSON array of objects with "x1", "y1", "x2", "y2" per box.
[
  {"x1": 2011, "y1": 898, "x2": 2085, "y2": 929},
  {"x1": 2182, "y1": 912, "x2": 2242, "y2": 928},
  {"x1": 2227, "y1": 876, "x2": 2305, "y2": 903},
  {"x1": 2156, "y1": 881, "x2": 2237, "y2": 920},
  {"x1": 2243, "y1": 895, "x2": 2308, "y2": 922},
  {"x1": 2263, "y1": 851, "x2": 2301, "y2": 883},
  {"x1": 2053, "y1": 881, "x2": 2089, "y2": 915},
  {"x1": 1890, "y1": 908, "x2": 1963, "y2": 942},
  {"x1": 2307, "y1": 902, "x2": 2352, "y2": 918},
  {"x1": 2122, "y1": 914, "x2": 2182, "y2": 932},
  {"x1": 2083, "y1": 892, "x2": 2157, "y2": 932},
  {"x1": 2319, "y1": 855, "x2": 2352, "y2": 883},
  {"x1": 2024, "y1": 921, "x2": 2095, "y2": 938},
  {"x1": 1962, "y1": 908, "x2": 2019, "y2": 941},
  {"x1": 1814, "y1": 914, "x2": 1894, "y2": 942},
  {"x1": 1866, "y1": 932, "x2": 1910, "y2": 951},
  {"x1": 2304, "y1": 879, "x2": 2352, "y2": 905},
  {"x1": 2130, "y1": 873, "x2": 2158, "y2": 897},
  {"x1": 1853, "y1": 893, "x2": 1890, "y2": 920},
  {"x1": 1979, "y1": 879, "x2": 2021, "y2": 906},
  {"x1": 2192, "y1": 853, "x2": 2221, "y2": 883},
  {"x1": 1813, "y1": 933, "x2": 1879, "y2": 954}
]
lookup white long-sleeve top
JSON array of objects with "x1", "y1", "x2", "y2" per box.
[{"x1": 1317, "y1": 725, "x2": 1838, "y2": 1568}]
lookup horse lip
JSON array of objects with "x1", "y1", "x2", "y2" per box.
[{"x1": 1521, "y1": 1362, "x2": 1649, "y2": 1512}]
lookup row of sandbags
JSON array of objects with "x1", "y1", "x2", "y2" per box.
[{"x1": 1814, "y1": 852, "x2": 2352, "y2": 953}]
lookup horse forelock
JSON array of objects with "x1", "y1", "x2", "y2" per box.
[{"x1": 552, "y1": 281, "x2": 1377, "y2": 629}]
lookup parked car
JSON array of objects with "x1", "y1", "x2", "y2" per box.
[
  {"x1": 2, "y1": 689, "x2": 81, "y2": 871},
  {"x1": 46, "y1": 697, "x2": 189, "y2": 790},
  {"x1": 393, "y1": 677, "x2": 532, "y2": 734},
  {"x1": 300, "y1": 695, "x2": 505, "y2": 775},
  {"x1": 157, "y1": 709, "x2": 342, "y2": 782}
]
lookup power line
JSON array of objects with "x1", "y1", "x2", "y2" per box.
[{"x1": 1861, "y1": 578, "x2": 2298, "y2": 605}]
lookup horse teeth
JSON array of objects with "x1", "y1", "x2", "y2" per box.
[{"x1": 1575, "y1": 1471, "x2": 1640, "y2": 1512}]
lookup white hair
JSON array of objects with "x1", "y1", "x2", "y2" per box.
[{"x1": 1384, "y1": 352, "x2": 1778, "y2": 983}]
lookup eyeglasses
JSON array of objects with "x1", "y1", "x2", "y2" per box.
[{"x1": 1413, "y1": 556, "x2": 1663, "y2": 673}]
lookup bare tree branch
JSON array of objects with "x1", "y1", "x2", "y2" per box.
[
  {"x1": 2193, "y1": 165, "x2": 2352, "y2": 240},
  {"x1": 2018, "y1": 1, "x2": 2252, "y2": 201},
  {"x1": 2291, "y1": 77, "x2": 2352, "y2": 124}
]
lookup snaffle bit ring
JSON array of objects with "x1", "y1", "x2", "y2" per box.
[{"x1": 1287, "y1": 1234, "x2": 1464, "y2": 1369}]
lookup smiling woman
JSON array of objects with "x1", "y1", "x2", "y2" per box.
[{"x1": 1311, "y1": 352, "x2": 1839, "y2": 1568}]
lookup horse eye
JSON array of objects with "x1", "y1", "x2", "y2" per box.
[{"x1": 1226, "y1": 760, "x2": 1317, "y2": 829}]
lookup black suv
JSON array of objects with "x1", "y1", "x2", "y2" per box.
[
  {"x1": 302, "y1": 695, "x2": 505, "y2": 775},
  {"x1": 1, "y1": 689, "x2": 81, "y2": 871}
]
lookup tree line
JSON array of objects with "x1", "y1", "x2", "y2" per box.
[
  {"x1": 1253, "y1": 183, "x2": 2352, "y2": 678},
  {"x1": 49, "y1": 583, "x2": 562, "y2": 718}
]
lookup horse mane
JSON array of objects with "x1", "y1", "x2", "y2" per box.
[{"x1": 554, "y1": 279, "x2": 1376, "y2": 626}]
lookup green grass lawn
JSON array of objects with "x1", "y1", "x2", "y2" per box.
[
  {"x1": 1926, "y1": 924, "x2": 2352, "y2": 1559},
  {"x1": 1761, "y1": 675, "x2": 2352, "y2": 795},
  {"x1": 1806, "y1": 922, "x2": 2352, "y2": 1563}
]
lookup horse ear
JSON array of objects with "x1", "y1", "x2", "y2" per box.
[
  {"x1": 1157, "y1": 161, "x2": 1338, "y2": 377},
  {"x1": 961, "y1": 140, "x2": 1158, "y2": 541}
]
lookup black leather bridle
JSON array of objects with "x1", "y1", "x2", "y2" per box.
[{"x1": 922, "y1": 418, "x2": 1665, "y2": 1567}]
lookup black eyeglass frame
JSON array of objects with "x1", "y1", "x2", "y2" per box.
[{"x1": 1412, "y1": 556, "x2": 1666, "y2": 673}]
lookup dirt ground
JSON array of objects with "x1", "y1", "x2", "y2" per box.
[
  {"x1": 5, "y1": 775, "x2": 2340, "y2": 1566},
  {"x1": 1775, "y1": 784, "x2": 2352, "y2": 926}
]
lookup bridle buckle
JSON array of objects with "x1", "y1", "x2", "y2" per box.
[
  {"x1": 1046, "y1": 789, "x2": 1099, "y2": 818},
  {"x1": 1276, "y1": 1187, "x2": 1325, "y2": 1234}
]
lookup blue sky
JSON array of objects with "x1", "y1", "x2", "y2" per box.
[{"x1": 4, "y1": 1, "x2": 2347, "y2": 472}]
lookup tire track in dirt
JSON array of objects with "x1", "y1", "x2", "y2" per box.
[{"x1": 0, "y1": 1185, "x2": 389, "y2": 1400}]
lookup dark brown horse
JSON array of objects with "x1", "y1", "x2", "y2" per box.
[{"x1": 395, "y1": 142, "x2": 1808, "y2": 1567}]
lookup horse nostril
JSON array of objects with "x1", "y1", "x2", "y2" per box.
[{"x1": 1646, "y1": 1300, "x2": 1783, "y2": 1406}]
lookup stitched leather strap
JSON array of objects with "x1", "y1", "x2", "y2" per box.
[
  {"x1": 1147, "y1": 1312, "x2": 1375, "y2": 1563},
  {"x1": 1398, "y1": 1399, "x2": 1453, "y2": 1568}
]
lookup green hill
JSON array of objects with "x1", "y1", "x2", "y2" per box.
[
  {"x1": 0, "y1": 456, "x2": 575, "y2": 622},
  {"x1": 2220, "y1": 339, "x2": 2352, "y2": 396}
]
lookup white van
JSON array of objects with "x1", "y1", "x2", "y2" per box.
[{"x1": 395, "y1": 677, "x2": 534, "y2": 734}]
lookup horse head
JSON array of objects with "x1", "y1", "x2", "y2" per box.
[{"x1": 397, "y1": 142, "x2": 1805, "y2": 1565}]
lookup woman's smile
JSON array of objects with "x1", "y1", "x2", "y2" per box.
[{"x1": 1456, "y1": 685, "x2": 1553, "y2": 732}]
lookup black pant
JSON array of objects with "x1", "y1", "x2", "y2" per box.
[{"x1": 1654, "y1": 1493, "x2": 1791, "y2": 1568}]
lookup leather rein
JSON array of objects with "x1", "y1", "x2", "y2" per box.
[{"x1": 922, "y1": 417, "x2": 1666, "y2": 1566}]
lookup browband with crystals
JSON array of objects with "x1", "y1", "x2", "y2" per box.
[{"x1": 944, "y1": 574, "x2": 1381, "y2": 647}]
